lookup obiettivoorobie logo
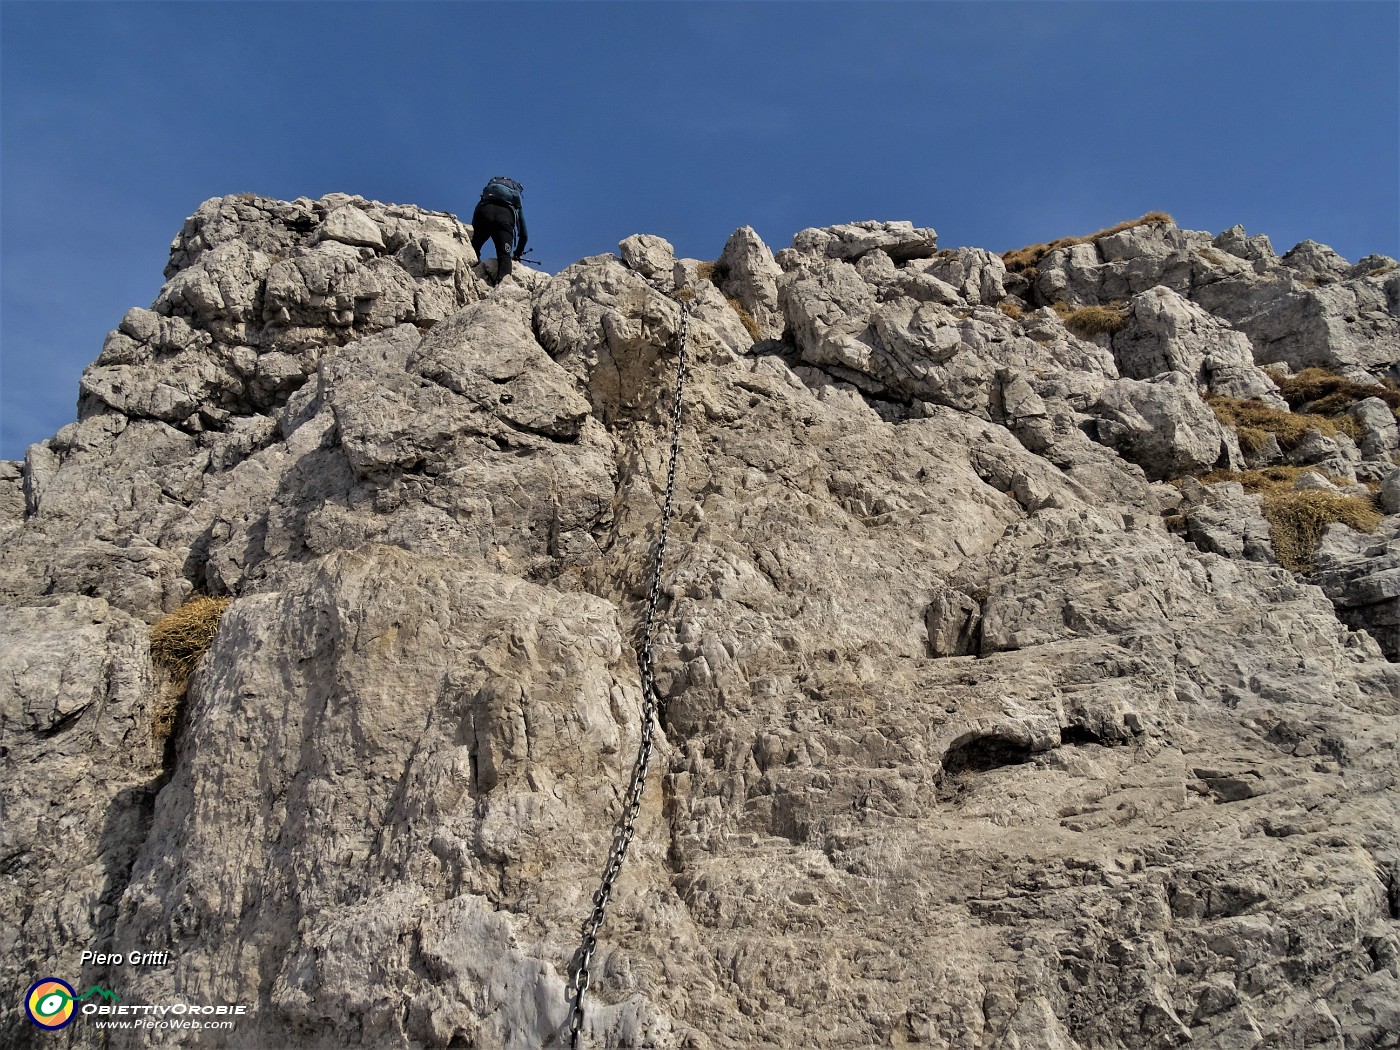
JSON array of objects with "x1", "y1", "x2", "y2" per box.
[{"x1": 24, "y1": 978, "x2": 120, "y2": 1030}]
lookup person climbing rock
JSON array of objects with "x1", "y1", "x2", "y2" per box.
[{"x1": 471, "y1": 176, "x2": 528, "y2": 284}]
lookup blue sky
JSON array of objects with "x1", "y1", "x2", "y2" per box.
[{"x1": 2, "y1": 0, "x2": 1397, "y2": 461}]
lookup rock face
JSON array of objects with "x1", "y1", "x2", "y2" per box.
[{"x1": 3, "y1": 197, "x2": 1400, "y2": 1049}]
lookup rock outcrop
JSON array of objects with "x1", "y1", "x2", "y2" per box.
[{"x1": 3, "y1": 196, "x2": 1399, "y2": 1049}]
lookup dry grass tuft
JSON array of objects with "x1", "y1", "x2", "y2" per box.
[
  {"x1": 1260, "y1": 490, "x2": 1381, "y2": 573},
  {"x1": 998, "y1": 301, "x2": 1023, "y2": 321},
  {"x1": 1063, "y1": 304, "x2": 1128, "y2": 338},
  {"x1": 1001, "y1": 212, "x2": 1176, "y2": 273},
  {"x1": 1233, "y1": 427, "x2": 1274, "y2": 458},
  {"x1": 149, "y1": 596, "x2": 231, "y2": 741},
  {"x1": 1270, "y1": 367, "x2": 1400, "y2": 415},
  {"x1": 687, "y1": 260, "x2": 760, "y2": 340},
  {"x1": 1200, "y1": 465, "x2": 1342, "y2": 494},
  {"x1": 726, "y1": 297, "x2": 762, "y2": 343},
  {"x1": 1201, "y1": 467, "x2": 1380, "y2": 572},
  {"x1": 1207, "y1": 395, "x2": 1361, "y2": 450}
]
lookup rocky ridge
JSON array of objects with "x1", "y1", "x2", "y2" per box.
[{"x1": 2, "y1": 195, "x2": 1400, "y2": 1048}]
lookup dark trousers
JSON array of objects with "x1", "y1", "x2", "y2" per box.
[{"x1": 471, "y1": 202, "x2": 516, "y2": 281}]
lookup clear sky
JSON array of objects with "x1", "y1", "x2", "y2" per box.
[{"x1": 2, "y1": 0, "x2": 1397, "y2": 461}]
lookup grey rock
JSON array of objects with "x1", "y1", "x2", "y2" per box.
[
  {"x1": 778, "y1": 236, "x2": 1116, "y2": 418},
  {"x1": 1348, "y1": 396, "x2": 1399, "y2": 457},
  {"x1": 0, "y1": 459, "x2": 23, "y2": 530},
  {"x1": 1293, "y1": 470, "x2": 1340, "y2": 493},
  {"x1": 1311, "y1": 526, "x2": 1400, "y2": 658},
  {"x1": 714, "y1": 226, "x2": 784, "y2": 340},
  {"x1": 1022, "y1": 218, "x2": 1400, "y2": 380},
  {"x1": 5, "y1": 198, "x2": 1400, "y2": 1050},
  {"x1": 619, "y1": 233, "x2": 677, "y2": 282},
  {"x1": 1212, "y1": 224, "x2": 1277, "y2": 264},
  {"x1": 1091, "y1": 372, "x2": 1229, "y2": 480},
  {"x1": 1284, "y1": 428, "x2": 1362, "y2": 472},
  {"x1": 1112, "y1": 286, "x2": 1283, "y2": 406},
  {"x1": 0, "y1": 596, "x2": 163, "y2": 1023},
  {"x1": 1197, "y1": 269, "x2": 1400, "y2": 374},
  {"x1": 1238, "y1": 428, "x2": 1284, "y2": 470},
  {"x1": 910, "y1": 248, "x2": 1009, "y2": 306},
  {"x1": 412, "y1": 301, "x2": 591, "y2": 440},
  {"x1": 1280, "y1": 239, "x2": 1351, "y2": 282},
  {"x1": 784, "y1": 220, "x2": 938, "y2": 264},
  {"x1": 671, "y1": 257, "x2": 762, "y2": 353},
  {"x1": 1033, "y1": 221, "x2": 1213, "y2": 308},
  {"x1": 395, "y1": 229, "x2": 477, "y2": 278},
  {"x1": 1179, "y1": 481, "x2": 1275, "y2": 563},
  {"x1": 1381, "y1": 469, "x2": 1400, "y2": 514},
  {"x1": 318, "y1": 204, "x2": 387, "y2": 249}
]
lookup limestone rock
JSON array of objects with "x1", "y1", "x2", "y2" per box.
[
  {"x1": 1090, "y1": 372, "x2": 1229, "y2": 480},
  {"x1": 1112, "y1": 286, "x2": 1283, "y2": 406},
  {"x1": 1280, "y1": 239, "x2": 1351, "y2": 282},
  {"x1": 911, "y1": 248, "x2": 1009, "y2": 306},
  {"x1": 1022, "y1": 217, "x2": 1400, "y2": 378},
  {"x1": 1213, "y1": 223, "x2": 1277, "y2": 265},
  {"x1": 80, "y1": 193, "x2": 490, "y2": 434},
  {"x1": 1349, "y1": 396, "x2": 1399, "y2": 458},
  {"x1": 318, "y1": 203, "x2": 387, "y2": 249},
  {"x1": 783, "y1": 219, "x2": 938, "y2": 265},
  {"x1": 1033, "y1": 221, "x2": 1214, "y2": 308},
  {"x1": 714, "y1": 226, "x2": 784, "y2": 340},
  {"x1": 1207, "y1": 272, "x2": 1400, "y2": 374},
  {"x1": 778, "y1": 237, "x2": 1116, "y2": 418},
  {"x1": 1382, "y1": 469, "x2": 1400, "y2": 514},
  {"x1": 1177, "y1": 479, "x2": 1276, "y2": 563},
  {"x1": 671, "y1": 257, "x2": 762, "y2": 354},
  {"x1": 619, "y1": 233, "x2": 677, "y2": 282},
  {"x1": 0, "y1": 597, "x2": 164, "y2": 1022},
  {"x1": 4, "y1": 199, "x2": 1400, "y2": 1050},
  {"x1": 1283, "y1": 428, "x2": 1362, "y2": 479},
  {"x1": 1311, "y1": 524, "x2": 1400, "y2": 659}
]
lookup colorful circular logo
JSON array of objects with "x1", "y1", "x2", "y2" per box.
[{"x1": 25, "y1": 978, "x2": 77, "y2": 1029}]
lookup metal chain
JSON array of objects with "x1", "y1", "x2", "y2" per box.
[{"x1": 566, "y1": 297, "x2": 690, "y2": 1049}]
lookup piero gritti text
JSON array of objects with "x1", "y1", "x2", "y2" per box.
[{"x1": 81, "y1": 949, "x2": 171, "y2": 967}]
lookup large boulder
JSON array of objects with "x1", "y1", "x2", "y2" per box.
[
  {"x1": 1090, "y1": 371, "x2": 1231, "y2": 480},
  {"x1": 714, "y1": 225, "x2": 784, "y2": 340},
  {"x1": 782, "y1": 219, "x2": 939, "y2": 265},
  {"x1": 1112, "y1": 286, "x2": 1284, "y2": 405}
]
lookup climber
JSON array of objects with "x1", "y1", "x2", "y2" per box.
[{"x1": 471, "y1": 176, "x2": 528, "y2": 284}]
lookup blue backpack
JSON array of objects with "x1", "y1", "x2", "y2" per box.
[{"x1": 481, "y1": 177, "x2": 523, "y2": 211}]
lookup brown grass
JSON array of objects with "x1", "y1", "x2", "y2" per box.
[
  {"x1": 1233, "y1": 427, "x2": 1274, "y2": 458},
  {"x1": 1063, "y1": 304, "x2": 1128, "y2": 338},
  {"x1": 1200, "y1": 467, "x2": 1380, "y2": 572},
  {"x1": 726, "y1": 297, "x2": 762, "y2": 342},
  {"x1": 998, "y1": 301, "x2": 1023, "y2": 321},
  {"x1": 149, "y1": 596, "x2": 231, "y2": 741},
  {"x1": 1200, "y1": 465, "x2": 1344, "y2": 493},
  {"x1": 1000, "y1": 212, "x2": 1176, "y2": 273},
  {"x1": 1260, "y1": 490, "x2": 1381, "y2": 573},
  {"x1": 1207, "y1": 395, "x2": 1362, "y2": 450},
  {"x1": 1269, "y1": 367, "x2": 1400, "y2": 415},
  {"x1": 688, "y1": 259, "x2": 760, "y2": 340}
]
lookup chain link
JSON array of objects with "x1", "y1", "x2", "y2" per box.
[{"x1": 566, "y1": 297, "x2": 690, "y2": 1049}]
